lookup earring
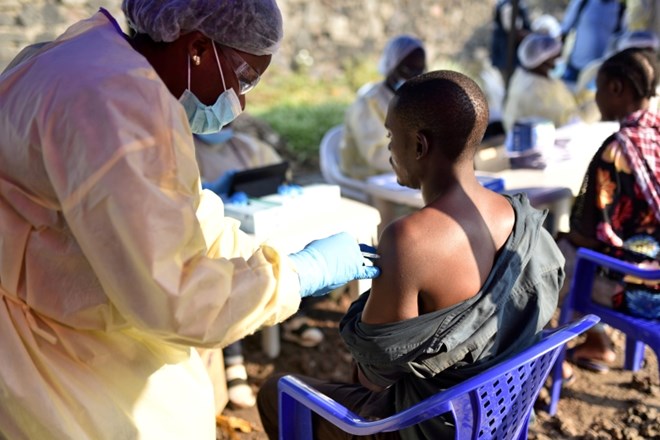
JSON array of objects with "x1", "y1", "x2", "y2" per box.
[{"x1": 192, "y1": 55, "x2": 201, "y2": 66}]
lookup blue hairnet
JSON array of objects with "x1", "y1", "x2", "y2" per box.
[
  {"x1": 517, "y1": 33, "x2": 562, "y2": 69},
  {"x1": 377, "y1": 35, "x2": 425, "y2": 77},
  {"x1": 122, "y1": 0, "x2": 283, "y2": 56}
]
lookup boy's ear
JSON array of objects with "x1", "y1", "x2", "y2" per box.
[{"x1": 416, "y1": 132, "x2": 429, "y2": 160}]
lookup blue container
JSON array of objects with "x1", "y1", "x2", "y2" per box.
[
  {"x1": 506, "y1": 117, "x2": 555, "y2": 157},
  {"x1": 477, "y1": 175, "x2": 505, "y2": 192}
]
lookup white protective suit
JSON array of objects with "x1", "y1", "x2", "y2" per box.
[
  {"x1": 340, "y1": 81, "x2": 394, "y2": 180},
  {"x1": 0, "y1": 10, "x2": 300, "y2": 440},
  {"x1": 503, "y1": 68, "x2": 581, "y2": 132},
  {"x1": 626, "y1": 0, "x2": 660, "y2": 36},
  {"x1": 194, "y1": 132, "x2": 282, "y2": 182}
]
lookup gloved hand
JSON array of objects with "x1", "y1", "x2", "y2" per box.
[
  {"x1": 277, "y1": 183, "x2": 303, "y2": 196},
  {"x1": 202, "y1": 169, "x2": 237, "y2": 197},
  {"x1": 288, "y1": 232, "x2": 381, "y2": 298},
  {"x1": 224, "y1": 191, "x2": 249, "y2": 205}
]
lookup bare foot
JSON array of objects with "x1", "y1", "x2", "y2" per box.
[
  {"x1": 570, "y1": 329, "x2": 616, "y2": 364},
  {"x1": 562, "y1": 361, "x2": 574, "y2": 381},
  {"x1": 569, "y1": 344, "x2": 616, "y2": 364}
]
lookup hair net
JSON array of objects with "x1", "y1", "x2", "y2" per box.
[
  {"x1": 122, "y1": 0, "x2": 283, "y2": 56},
  {"x1": 531, "y1": 14, "x2": 561, "y2": 39},
  {"x1": 616, "y1": 30, "x2": 660, "y2": 53},
  {"x1": 517, "y1": 33, "x2": 562, "y2": 69},
  {"x1": 377, "y1": 35, "x2": 425, "y2": 76}
]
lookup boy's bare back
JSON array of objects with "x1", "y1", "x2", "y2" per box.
[
  {"x1": 361, "y1": 70, "x2": 516, "y2": 325},
  {"x1": 363, "y1": 183, "x2": 515, "y2": 324}
]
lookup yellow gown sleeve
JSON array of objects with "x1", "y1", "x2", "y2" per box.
[{"x1": 40, "y1": 68, "x2": 300, "y2": 348}]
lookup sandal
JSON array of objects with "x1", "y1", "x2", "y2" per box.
[
  {"x1": 282, "y1": 316, "x2": 324, "y2": 348},
  {"x1": 566, "y1": 348, "x2": 611, "y2": 374},
  {"x1": 225, "y1": 364, "x2": 256, "y2": 409}
]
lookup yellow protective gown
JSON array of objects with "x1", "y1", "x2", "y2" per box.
[
  {"x1": 503, "y1": 68, "x2": 581, "y2": 132},
  {"x1": 0, "y1": 10, "x2": 301, "y2": 440},
  {"x1": 340, "y1": 81, "x2": 394, "y2": 179},
  {"x1": 193, "y1": 131, "x2": 282, "y2": 415}
]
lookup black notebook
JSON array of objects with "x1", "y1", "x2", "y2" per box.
[{"x1": 229, "y1": 161, "x2": 290, "y2": 197}]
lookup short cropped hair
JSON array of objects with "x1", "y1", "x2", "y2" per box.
[
  {"x1": 599, "y1": 49, "x2": 659, "y2": 100},
  {"x1": 392, "y1": 70, "x2": 489, "y2": 161}
]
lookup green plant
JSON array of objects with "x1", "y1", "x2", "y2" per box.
[
  {"x1": 248, "y1": 65, "x2": 370, "y2": 170},
  {"x1": 254, "y1": 101, "x2": 347, "y2": 167}
]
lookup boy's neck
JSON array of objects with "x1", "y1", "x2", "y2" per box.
[{"x1": 421, "y1": 161, "x2": 479, "y2": 205}]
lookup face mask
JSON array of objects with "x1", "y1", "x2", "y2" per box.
[
  {"x1": 179, "y1": 43, "x2": 243, "y2": 134},
  {"x1": 548, "y1": 60, "x2": 566, "y2": 80}
]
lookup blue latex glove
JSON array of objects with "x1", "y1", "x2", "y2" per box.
[
  {"x1": 202, "y1": 169, "x2": 237, "y2": 196},
  {"x1": 288, "y1": 232, "x2": 381, "y2": 298},
  {"x1": 277, "y1": 183, "x2": 303, "y2": 196},
  {"x1": 224, "y1": 191, "x2": 249, "y2": 205}
]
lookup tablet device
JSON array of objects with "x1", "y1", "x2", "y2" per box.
[{"x1": 229, "y1": 161, "x2": 290, "y2": 197}]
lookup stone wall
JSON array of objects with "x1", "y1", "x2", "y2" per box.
[{"x1": 0, "y1": 0, "x2": 568, "y2": 75}]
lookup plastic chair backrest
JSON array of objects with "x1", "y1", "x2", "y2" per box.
[
  {"x1": 278, "y1": 314, "x2": 599, "y2": 440},
  {"x1": 548, "y1": 247, "x2": 660, "y2": 415},
  {"x1": 319, "y1": 125, "x2": 370, "y2": 203}
]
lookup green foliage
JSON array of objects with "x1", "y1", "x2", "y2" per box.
[
  {"x1": 247, "y1": 63, "x2": 376, "y2": 168},
  {"x1": 255, "y1": 101, "x2": 347, "y2": 165}
]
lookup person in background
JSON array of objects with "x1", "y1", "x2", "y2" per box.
[
  {"x1": 560, "y1": 0, "x2": 627, "y2": 83},
  {"x1": 193, "y1": 128, "x2": 325, "y2": 409},
  {"x1": 258, "y1": 70, "x2": 564, "y2": 439},
  {"x1": 490, "y1": 0, "x2": 532, "y2": 79},
  {"x1": 195, "y1": 128, "x2": 282, "y2": 182},
  {"x1": 574, "y1": 30, "x2": 660, "y2": 122},
  {"x1": 625, "y1": 0, "x2": 660, "y2": 38},
  {"x1": 0, "y1": 1, "x2": 380, "y2": 438},
  {"x1": 340, "y1": 35, "x2": 426, "y2": 180},
  {"x1": 559, "y1": 49, "x2": 659, "y2": 374},
  {"x1": 503, "y1": 33, "x2": 581, "y2": 132}
]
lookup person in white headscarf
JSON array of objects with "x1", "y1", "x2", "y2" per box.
[
  {"x1": 503, "y1": 33, "x2": 581, "y2": 132},
  {"x1": 340, "y1": 35, "x2": 426, "y2": 179},
  {"x1": 0, "y1": 1, "x2": 380, "y2": 439}
]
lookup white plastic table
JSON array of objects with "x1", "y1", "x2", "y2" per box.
[{"x1": 241, "y1": 196, "x2": 381, "y2": 358}]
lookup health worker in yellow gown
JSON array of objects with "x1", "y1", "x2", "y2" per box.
[{"x1": 0, "y1": 1, "x2": 379, "y2": 439}]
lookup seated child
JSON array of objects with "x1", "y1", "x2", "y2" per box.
[{"x1": 257, "y1": 70, "x2": 565, "y2": 439}]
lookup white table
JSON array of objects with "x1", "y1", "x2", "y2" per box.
[
  {"x1": 233, "y1": 194, "x2": 381, "y2": 358},
  {"x1": 365, "y1": 121, "x2": 619, "y2": 235}
]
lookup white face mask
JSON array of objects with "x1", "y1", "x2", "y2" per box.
[
  {"x1": 179, "y1": 43, "x2": 243, "y2": 134},
  {"x1": 548, "y1": 60, "x2": 566, "y2": 80}
]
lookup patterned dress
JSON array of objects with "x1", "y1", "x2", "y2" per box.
[{"x1": 570, "y1": 110, "x2": 660, "y2": 316}]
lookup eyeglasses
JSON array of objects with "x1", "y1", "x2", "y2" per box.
[{"x1": 220, "y1": 45, "x2": 261, "y2": 95}]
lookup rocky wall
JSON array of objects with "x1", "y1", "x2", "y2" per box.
[{"x1": 0, "y1": 0, "x2": 568, "y2": 75}]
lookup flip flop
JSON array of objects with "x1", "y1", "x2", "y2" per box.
[{"x1": 566, "y1": 348, "x2": 611, "y2": 374}]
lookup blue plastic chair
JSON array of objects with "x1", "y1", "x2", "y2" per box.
[
  {"x1": 548, "y1": 247, "x2": 660, "y2": 415},
  {"x1": 278, "y1": 315, "x2": 599, "y2": 439}
]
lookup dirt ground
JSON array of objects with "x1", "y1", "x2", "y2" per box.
[{"x1": 216, "y1": 290, "x2": 660, "y2": 440}]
